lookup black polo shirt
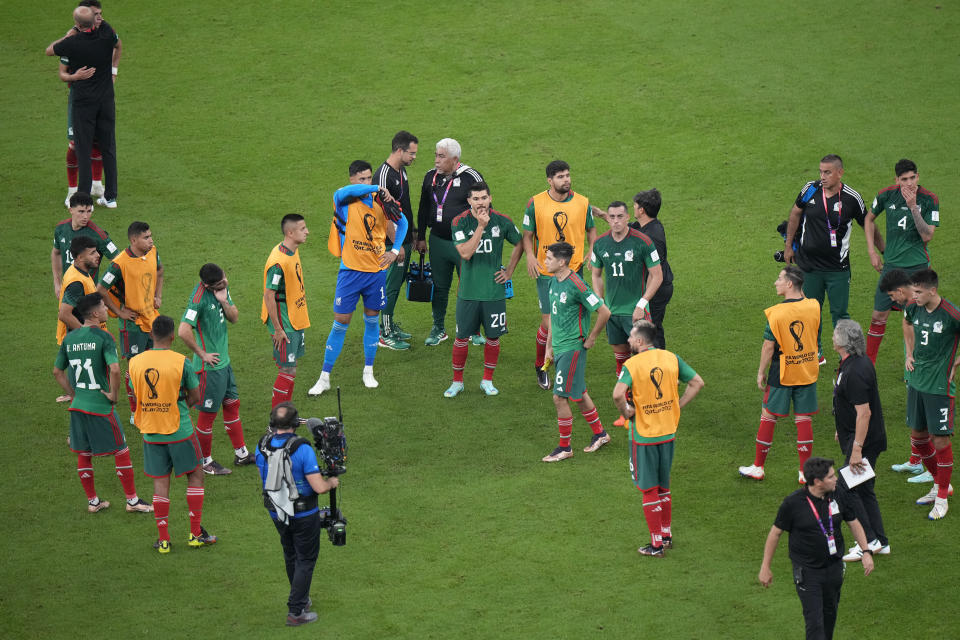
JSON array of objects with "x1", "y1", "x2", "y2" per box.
[
  {"x1": 53, "y1": 22, "x2": 118, "y2": 106},
  {"x1": 417, "y1": 164, "x2": 483, "y2": 241},
  {"x1": 375, "y1": 161, "x2": 414, "y2": 246},
  {"x1": 774, "y1": 488, "x2": 855, "y2": 568},
  {"x1": 793, "y1": 180, "x2": 866, "y2": 272},
  {"x1": 833, "y1": 354, "x2": 887, "y2": 456},
  {"x1": 630, "y1": 218, "x2": 673, "y2": 288}
]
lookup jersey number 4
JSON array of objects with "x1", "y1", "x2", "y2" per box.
[{"x1": 69, "y1": 358, "x2": 101, "y2": 390}]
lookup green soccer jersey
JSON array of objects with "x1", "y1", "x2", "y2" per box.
[
  {"x1": 53, "y1": 219, "x2": 119, "y2": 280},
  {"x1": 871, "y1": 185, "x2": 939, "y2": 267},
  {"x1": 549, "y1": 272, "x2": 605, "y2": 353},
  {"x1": 590, "y1": 229, "x2": 660, "y2": 315},
  {"x1": 181, "y1": 282, "x2": 233, "y2": 371},
  {"x1": 55, "y1": 325, "x2": 119, "y2": 415},
  {"x1": 264, "y1": 264, "x2": 294, "y2": 331},
  {"x1": 452, "y1": 209, "x2": 522, "y2": 301},
  {"x1": 904, "y1": 299, "x2": 960, "y2": 396}
]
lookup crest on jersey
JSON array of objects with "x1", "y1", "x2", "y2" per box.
[
  {"x1": 624, "y1": 250, "x2": 634, "y2": 262},
  {"x1": 934, "y1": 321, "x2": 943, "y2": 333},
  {"x1": 491, "y1": 226, "x2": 500, "y2": 238},
  {"x1": 559, "y1": 292, "x2": 568, "y2": 304}
]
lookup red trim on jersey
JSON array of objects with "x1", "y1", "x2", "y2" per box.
[
  {"x1": 67, "y1": 407, "x2": 114, "y2": 417},
  {"x1": 567, "y1": 272, "x2": 588, "y2": 293},
  {"x1": 565, "y1": 350, "x2": 580, "y2": 393},
  {"x1": 918, "y1": 186, "x2": 939, "y2": 204},
  {"x1": 86, "y1": 220, "x2": 109, "y2": 240},
  {"x1": 191, "y1": 282, "x2": 204, "y2": 304},
  {"x1": 628, "y1": 228, "x2": 653, "y2": 244},
  {"x1": 450, "y1": 211, "x2": 470, "y2": 227},
  {"x1": 56, "y1": 217, "x2": 72, "y2": 226},
  {"x1": 877, "y1": 184, "x2": 899, "y2": 195}
]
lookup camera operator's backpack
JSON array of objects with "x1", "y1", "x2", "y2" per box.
[{"x1": 258, "y1": 434, "x2": 309, "y2": 525}]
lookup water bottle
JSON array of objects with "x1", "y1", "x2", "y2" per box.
[{"x1": 501, "y1": 265, "x2": 514, "y2": 299}]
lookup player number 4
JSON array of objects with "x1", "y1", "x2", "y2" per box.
[
  {"x1": 69, "y1": 358, "x2": 101, "y2": 390},
  {"x1": 897, "y1": 215, "x2": 908, "y2": 231}
]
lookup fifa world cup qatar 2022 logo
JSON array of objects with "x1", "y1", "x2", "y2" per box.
[
  {"x1": 362, "y1": 213, "x2": 377, "y2": 242},
  {"x1": 649, "y1": 367, "x2": 664, "y2": 399},
  {"x1": 144, "y1": 368, "x2": 160, "y2": 399},
  {"x1": 788, "y1": 320, "x2": 804, "y2": 351},
  {"x1": 553, "y1": 211, "x2": 568, "y2": 242}
]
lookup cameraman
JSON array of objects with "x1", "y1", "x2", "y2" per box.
[{"x1": 256, "y1": 402, "x2": 338, "y2": 627}]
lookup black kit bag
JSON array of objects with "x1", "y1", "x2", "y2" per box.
[{"x1": 406, "y1": 253, "x2": 434, "y2": 302}]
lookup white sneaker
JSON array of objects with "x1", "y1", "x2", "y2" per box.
[
  {"x1": 65, "y1": 187, "x2": 78, "y2": 208},
  {"x1": 843, "y1": 543, "x2": 866, "y2": 562},
  {"x1": 362, "y1": 366, "x2": 378, "y2": 389},
  {"x1": 308, "y1": 372, "x2": 331, "y2": 396},
  {"x1": 738, "y1": 464, "x2": 764, "y2": 480},
  {"x1": 917, "y1": 484, "x2": 954, "y2": 505},
  {"x1": 96, "y1": 196, "x2": 117, "y2": 209},
  {"x1": 907, "y1": 470, "x2": 934, "y2": 484},
  {"x1": 929, "y1": 497, "x2": 949, "y2": 520},
  {"x1": 90, "y1": 181, "x2": 105, "y2": 198}
]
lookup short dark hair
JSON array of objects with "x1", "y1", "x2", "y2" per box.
[
  {"x1": 468, "y1": 181, "x2": 490, "y2": 197},
  {"x1": 79, "y1": 1, "x2": 103, "y2": 8},
  {"x1": 199, "y1": 263, "x2": 224, "y2": 285},
  {"x1": 608, "y1": 201, "x2": 628, "y2": 212},
  {"x1": 546, "y1": 241, "x2": 574, "y2": 264},
  {"x1": 127, "y1": 221, "x2": 150, "y2": 239},
  {"x1": 70, "y1": 234, "x2": 98, "y2": 258},
  {"x1": 281, "y1": 213, "x2": 304, "y2": 233},
  {"x1": 803, "y1": 457, "x2": 835, "y2": 486},
  {"x1": 895, "y1": 158, "x2": 918, "y2": 177},
  {"x1": 151, "y1": 315, "x2": 175, "y2": 340},
  {"x1": 821, "y1": 154, "x2": 844, "y2": 168},
  {"x1": 546, "y1": 160, "x2": 569, "y2": 178},
  {"x1": 70, "y1": 192, "x2": 94, "y2": 208},
  {"x1": 391, "y1": 131, "x2": 418, "y2": 152},
  {"x1": 631, "y1": 320, "x2": 657, "y2": 345},
  {"x1": 878, "y1": 269, "x2": 912, "y2": 293},
  {"x1": 633, "y1": 189, "x2": 662, "y2": 217},
  {"x1": 910, "y1": 268, "x2": 938, "y2": 290},
  {"x1": 349, "y1": 160, "x2": 372, "y2": 176},
  {"x1": 75, "y1": 292, "x2": 103, "y2": 320},
  {"x1": 270, "y1": 402, "x2": 300, "y2": 431},
  {"x1": 780, "y1": 265, "x2": 804, "y2": 289}
]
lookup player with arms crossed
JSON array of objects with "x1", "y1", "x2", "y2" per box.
[
  {"x1": 262, "y1": 214, "x2": 310, "y2": 407},
  {"x1": 541, "y1": 242, "x2": 611, "y2": 462},
  {"x1": 613, "y1": 320, "x2": 704, "y2": 556},
  {"x1": 129, "y1": 316, "x2": 216, "y2": 553},
  {"x1": 864, "y1": 159, "x2": 940, "y2": 364},
  {"x1": 178, "y1": 263, "x2": 255, "y2": 476},
  {"x1": 591, "y1": 200, "x2": 662, "y2": 426},
  {"x1": 902, "y1": 269, "x2": 960, "y2": 520},
  {"x1": 444, "y1": 182, "x2": 524, "y2": 397},
  {"x1": 522, "y1": 160, "x2": 597, "y2": 389},
  {"x1": 54, "y1": 292, "x2": 151, "y2": 514}
]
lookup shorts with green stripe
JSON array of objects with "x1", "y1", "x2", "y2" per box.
[
  {"x1": 143, "y1": 434, "x2": 203, "y2": 477},
  {"x1": 69, "y1": 409, "x2": 127, "y2": 455},
  {"x1": 196, "y1": 365, "x2": 239, "y2": 412},
  {"x1": 553, "y1": 348, "x2": 587, "y2": 400},
  {"x1": 906, "y1": 386, "x2": 954, "y2": 436},
  {"x1": 762, "y1": 383, "x2": 817, "y2": 417},
  {"x1": 630, "y1": 439, "x2": 675, "y2": 491}
]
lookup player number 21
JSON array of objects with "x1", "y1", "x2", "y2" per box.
[{"x1": 69, "y1": 358, "x2": 101, "y2": 390}]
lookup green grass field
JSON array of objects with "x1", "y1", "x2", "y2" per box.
[{"x1": 2, "y1": 1, "x2": 959, "y2": 638}]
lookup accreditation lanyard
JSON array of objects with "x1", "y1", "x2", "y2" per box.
[
  {"x1": 432, "y1": 165, "x2": 459, "y2": 222},
  {"x1": 821, "y1": 186, "x2": 842, "y2": 248},
  {"x1": 806, "y1": 495, "x2": 837, "y2": 555}
]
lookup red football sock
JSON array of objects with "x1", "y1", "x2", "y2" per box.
[
  {"x1": 658, "y1": 488, "x2": 672, "y2": 533},
  {"x1": 581, "y1": 406, "x2": 604, "y2": 435},
  {"x1": 482, "y1": 338, "x2": 500, "y2": 381},
  {"x1": 615, "y1": 351, "x2": 630, "y2": 376},
  {"x1": 641, "y1": 487, "x2": 663, "y2": 547},
  {"x1": 272, "y1": 371, "x2": 295, "y2": 408},
  {"x1": 936, "y1": 443, "x2": 953, "y2": 499},
  {"x1": 66, "y1": 146, "x2": 78, "y2": 188},
  {"x1": 452, "y1": 338, "x2": 469, "y2": 383},
  {"x1": 909, "y1": 436, "x2": 921, "y2": 465},
  {"x1": 186, "y1": 487, "x2": 205, "y2": 537},
  {"x1": 753, "y1": 416, "x2": 776, "y2": 467},
  {"x1": 153, "y1": 495, "x2": 170, "y2": 541},
  {"x1": 222, "y1": 398, "x2": 245, "y2": 449},
  {"x1": 915, "y1": 436, "x2": 937, "y2": 475},
  {"x1": 557, "y1": 416, "x2": 573, "y2": 448},
  {"x1": 535, "y1": 326, "x2": 548, "y2": 368},
  {"x1": 196, "y1": 411, "x2": 216, "y2": 459},
  {"x1": 91, "y1": 142, "x2": 103, "y2": 181},
  {"x1": 865, "y1": 320, "x2": 886, "y2": 364},
  {"x1": 77, "y1": 453, "x2": 96, "y2": 500},
  {"x1": 125, "y1": 370, "x2": 136, "y2": 413},
  {"x1": 113, "y1": 447, "x2": 137, "y2": 500},
  {"x1": 795, "y1": 416, "x2": 813, "y2": 469}
]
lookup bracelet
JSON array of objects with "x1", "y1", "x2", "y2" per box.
[
  {"x1": 112, "y1": 66, "x2": 118, "y2": 75},
  {"x1": 862, "y1": 549, "x2": 874, "y2": 556},
  {"x1": 853, "y1": 440, "x2": 863, "y2": 448}
]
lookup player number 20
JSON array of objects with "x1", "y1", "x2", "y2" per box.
[
  {"x1": 475, "y1": 238, "x2": 493, "y2": 254},
  {"x1": 69, "y1": 358, "x2": 101, "y2": 390},
  {"x1": 489, "y1": 312, "x2": 506, "y2": 328}
]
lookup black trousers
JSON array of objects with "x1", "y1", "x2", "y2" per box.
[
  {"x1": 837, "y1": 450, "x2": 887, "y2": 546},
  {"x1": 72, "y1": 97, "x2": 117, "y2": 200},
  {"x1": 794, "y1": 560, "x2": 844, "y2": 640},
  {"x1": 273, "y1": 512, "x2": 321, "y2": 614},
  {"x1": 648, "y1": 282, "x2": 673, "y2": 350}
]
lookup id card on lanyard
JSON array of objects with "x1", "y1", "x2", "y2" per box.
[
  {"x1": 433, "y1": 172, "x2": 455, "y2": 223},
  {"x1": 806, "y1": 496, "x2": 838, "y2": 555},
  {"x1": 821, "y1": 188, "x2": 842, "y2": 248}
]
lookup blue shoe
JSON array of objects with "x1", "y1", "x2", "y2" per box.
[
  {"x1": 443, "y1": 382, "x2": 464, "y2": 398},
  {"x1": 479, "y1": 380, "x2": 499, "y2": 396},
  {"x1": 908, "y1": 470, "x2": 935, "y2": 484},
  {"x1": 425, "y1": 326, "x2": 448, "y2": 346},
  {"x1": 891, "y1": 460, "x2": 924, "y2": 474},
  {"x1": 471, "y1": 334, "x2": 486, "y2": 346}
]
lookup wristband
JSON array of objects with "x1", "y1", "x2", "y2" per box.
[
  {"x1": 636, "y1": 298, "x2": 649, "y2": 310},
  {"x1": 112, "y1": 66, "x2": 118, "y2": 75},
  {"x1": 390, "y1": 247, "x2": 400, "y2": 255},
  {"x1": 862, "y1": 549, "x2": 873, "y2": 556},
  {"x1": 853, "y1": 440, "x2": 863, "y2": 448}
]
